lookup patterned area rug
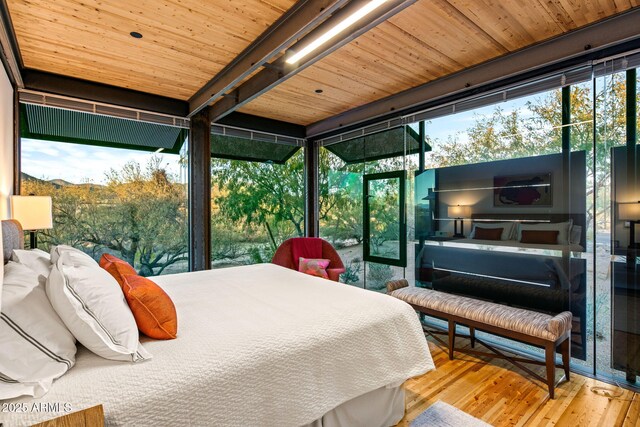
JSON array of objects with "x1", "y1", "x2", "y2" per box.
[{"x1": 410, "y1": 401, "x2": 493, "y2": 427}]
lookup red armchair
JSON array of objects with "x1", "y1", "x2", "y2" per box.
[{"x1": 272, "y1": 237, "x2": 346, "y2": 282}]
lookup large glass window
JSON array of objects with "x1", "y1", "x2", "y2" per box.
[
  {"x1": 319, "y1": 127, "x2": 419, "y2": 291},
  {"x1": 317, "y1": 63, "x2": 640, "y2": 388},
  {"x1": 209, "y1": 135, "x2": 305, "y2": 268},
  {"x1": 20, "y1": 104, "x2": 189, "y2": 276}
]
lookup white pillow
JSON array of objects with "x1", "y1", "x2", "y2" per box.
[
  {"x1": 0, "y1": 262, "x2": 76, "y2": 399},
  {"x1": 469, "y1": 222, "x2": 515, "y2": 241},
  {"x1": 46, "y1": 248, "x2": 151, "y2": 362},
  {"x1": 570, "y1": 225, "x2": 582, "y2": 246},
  {"x1": 50, "y1": 244, "x2": 95, "y2": 266},
  {"x1": 11, "y1": 248, "x2": 51, "y2": 278},
  {"x1": 517, "y1": 220, "x2": 573, "y2": 245}
]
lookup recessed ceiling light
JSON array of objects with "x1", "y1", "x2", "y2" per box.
[
  {"x1": 315, "y1": 89, "x2": 323, "y2": 94},
  {"x1": 130, "y1": 31, "x2": 143, "y2": 39}
]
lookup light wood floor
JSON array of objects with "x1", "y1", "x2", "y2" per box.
[{"x1": 396, "y1": 337, "x2": 640, "y2": 427}]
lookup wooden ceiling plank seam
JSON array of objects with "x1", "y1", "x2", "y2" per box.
[
  {"x1": 533, "y1": 0, "x2": 576, "y2": 32},
  {"x1": 364, "y1": 22, "x2": 463, "y2": 78},
  {"x1": 340, "y1": 37, "x2": 440, "y2": 87},
  {"x1": 378, "y1": 21, "x2": 466, "y2": 72},
  {"x1": 442, "y1": 0, "x2": 539, "y2": 50},
  {"x1": 437, "y1": 0, "x2": 510, "y2": 54},
  {"x1": 389, "y1": 2, "x2": 506, "y2": 66}
]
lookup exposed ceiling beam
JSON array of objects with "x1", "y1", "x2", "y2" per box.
[
  {"x1": 216, "y1": 112, "x2": 306, "y2": 138},
  {"x1": 305, "y1": 7, "x2": 640, "y2": 139},
  {"x1": 0, "y1": 0, "x2": 23, "y2": 87},
  {"x1": 21, "y1": 70, "x2": 306, "y2": 138},
  {"x1": 188, "y1": 0, "x2": 348, "y2": 117},
  {"x1": 23, "y1": 69, "x2": 189, "y2": 117},
  {"x1": 209, "y1": 0, "x2": 416, "y2": 123}
]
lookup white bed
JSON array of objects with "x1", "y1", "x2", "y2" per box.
[{"x1": 0, "y1": 261, "x2": 433, "y2": 426}]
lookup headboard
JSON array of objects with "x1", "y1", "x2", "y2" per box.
[
  {"x1": 471, "y1": 213, "x2": 587, "y2": 248},
  {"x1": 2, "y1": 219, "x2": 24, "y2": 263},
  {"x1": 0, "y1": 219, "x2": 23, "y2": 312}
]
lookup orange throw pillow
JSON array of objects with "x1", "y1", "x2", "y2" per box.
[
  {"x1": 121, "y1": 275, "x2": 178, "y2": 340},
  {"x1": 99, "y1": 253, "x2": 137, "y2": 288}
]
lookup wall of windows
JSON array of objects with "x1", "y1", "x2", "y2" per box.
[
  {"x1": 19, "y1": 104, "x2": 189, "y2": 276},
  {"x1": 319, "y1": 127, "x2": 419, "y2": 291},
  {"x1": 209, "y1": 148, "x2": 305, "y2": 268},
  {"x1": 317, "y1": 62, "x2": 640, "y2": 388}
]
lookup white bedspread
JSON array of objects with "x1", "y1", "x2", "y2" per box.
[{"x1": 1, "y1": 263, "x2": 433, "y2": 426}]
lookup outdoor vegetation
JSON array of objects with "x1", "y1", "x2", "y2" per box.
[{"x1": 21, "y1": 73, "x2": 637, "y2": 290}]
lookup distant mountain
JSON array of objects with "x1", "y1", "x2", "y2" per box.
[
  {"x1": 49, "y1": 178, "x2": 75, "y2": 187},
  {"x1": 20, "y1": 173, "x2": 102, "y2": 189},
  {"x1": 20, "y1": 172, "x2": 45, "y2": 183}
]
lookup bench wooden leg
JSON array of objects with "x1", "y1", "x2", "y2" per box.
[
  {"x1": 545, "y1": 343, "x2": 556, "y2": 399},
  {"x1": 448, "y1": 320, "x2": 456, "y2": 360},
  {"x1": 560, "y1": 338, "x2": 570, "y2": 381},
  {"x1": 469, "y1": 326, "x2": 476, "y2": 348}
]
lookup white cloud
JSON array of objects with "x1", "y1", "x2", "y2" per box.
[{"x1": 21, "y1": 139, "x2": 182, "y2": 184}]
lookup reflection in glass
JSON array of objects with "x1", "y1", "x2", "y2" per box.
[{"x1": 365, "y1": 174, "x2": 402, "y2": 261}]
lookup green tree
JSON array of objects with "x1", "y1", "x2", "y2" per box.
[
  {"x1": 211, "y1": 151, "x2": 305, "y2": 250},
  {"x1": 23, "y1": 157, "x2": 188, "y2": 276}
]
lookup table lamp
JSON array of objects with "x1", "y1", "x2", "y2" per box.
[
  {"x1": 619, "y1": 201, "x2": 640, "y2": 270},
  {"x1": 448, "y1": 205, "x2": 471, "y2": 238},
  {"x1": 620, "y1": 201, "x2": 640, "y2": 245},
  {"x1": 10, "y1": 195, "x2": 53, "y2": 249}
]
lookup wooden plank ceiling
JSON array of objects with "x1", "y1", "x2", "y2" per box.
[
  {"x1": 238, "y1": 0, "x2": 640, "y2": 125},
  {"x1": 6, "y1": 0, "x2": 296, "y2": 100},
  {"x1": 7, "y1": 0, "x2": 640, "y2": 125}
]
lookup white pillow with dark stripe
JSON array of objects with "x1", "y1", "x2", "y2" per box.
[
  {"x1": 0, "y1": 261, "x2": 76, "y2": 399},
  {"x1": 46, "y1": 246, "x2": 151, "y2": 362},
  {"x1": 11, "y1": 248, "x2": 51, "y2": 278}
]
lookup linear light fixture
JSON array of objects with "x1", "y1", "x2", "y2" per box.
[{"x1": 285, "y1": 0, "x2": 388, "y2": 65}]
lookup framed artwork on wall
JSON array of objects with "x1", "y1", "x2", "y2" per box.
[{"x1": 494, "y1": 173, "x2": 552, "y2": 206}]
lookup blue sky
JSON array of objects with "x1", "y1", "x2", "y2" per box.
[
  {"x1": 20, "y1": 91, "x2": 549, "y2": 185},
  {"x1": 21, "y1": 138, "x2": 184, "y2": 184}
]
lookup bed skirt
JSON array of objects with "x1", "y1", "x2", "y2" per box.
[{"x1": 302, "y1": 383, "x2": 405, "y2": 427}]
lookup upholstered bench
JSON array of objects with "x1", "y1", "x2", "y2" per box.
[{"x1": 387, "y1": 279, "x2": 572, "y2": 398}]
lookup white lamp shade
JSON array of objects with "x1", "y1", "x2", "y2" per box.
[
  {"x1": 10, "y1": 196, "x2": 53, "y2": 230},
  {"x1": 447, "y1": 205, "x2": 471, "y2": 218},
  {"x1": 619, "y1": 202, "x2": 640, "y2": 221}
]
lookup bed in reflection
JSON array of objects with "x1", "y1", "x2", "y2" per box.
[{"x1": 416, "y1": 213, "x2": 587, "y2": 359}]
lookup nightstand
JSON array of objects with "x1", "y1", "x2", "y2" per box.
[{"x1": 32, "y1": 405, "x2": 104, "y2": 427}]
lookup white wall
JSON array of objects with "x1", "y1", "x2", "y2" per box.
[{"x1": 0, "y1": 63, "x2": 13, "y2": 219}]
